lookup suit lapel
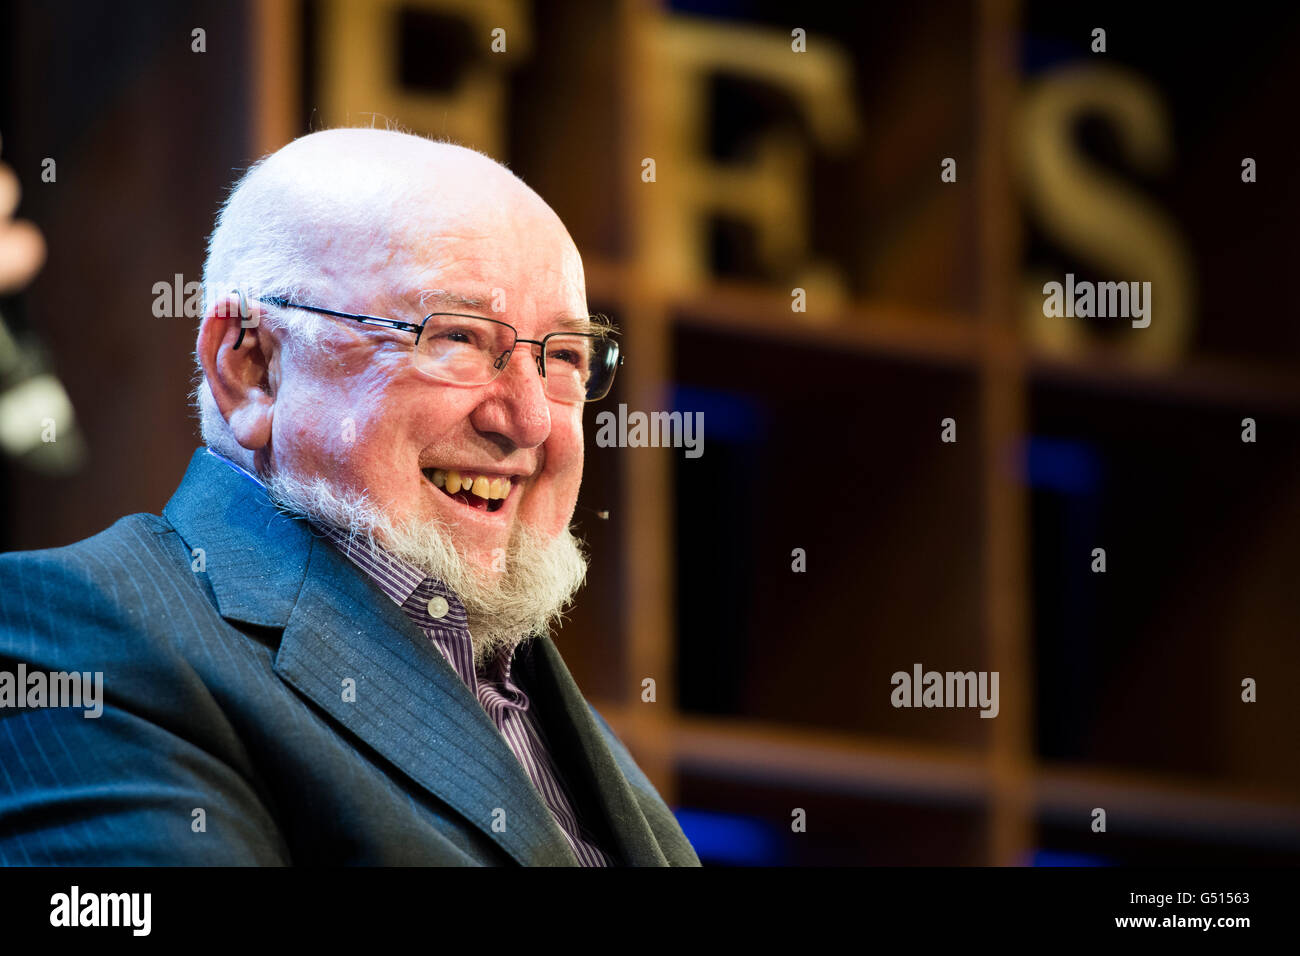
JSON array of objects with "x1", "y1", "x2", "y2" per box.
[
  {"x1": 515, "y1": 636, "x2": 670, "y2": 865},
  {"x1": 164, "y1": 449, "x2": 578, "y2": 866}
]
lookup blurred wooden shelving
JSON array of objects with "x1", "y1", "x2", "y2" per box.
[
  {"x1": 597, "y1": 0, "x2": 1300, "y2": 866},
  {"x1": 595, "y1": 702, "x2": 1300, "y2": 850}
]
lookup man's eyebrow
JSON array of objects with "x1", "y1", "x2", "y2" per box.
[
  {"x1": 411, "y1": 289, "x2": 615, "y2": 335},
  {"x1": 551, "y1": 314, "x2": 607, "y2": 334},
  {"x1": 414, "y1": 288, "x2": 490, "y2": 313}
]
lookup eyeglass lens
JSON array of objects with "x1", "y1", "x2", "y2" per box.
[{"x1": 414, "y1": 314, "x2": 617, "y2": 401}]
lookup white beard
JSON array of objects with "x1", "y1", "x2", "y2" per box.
[{"x1": 262, "y1": 468, "x2": 589, "y2": 671}]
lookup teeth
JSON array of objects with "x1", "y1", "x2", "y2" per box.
[{"x1": 429, "y1": 468, "x2": 513, "y2": 501}]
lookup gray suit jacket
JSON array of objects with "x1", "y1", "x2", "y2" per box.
[{"x1": 0, "y1": 448, "x2": 699, "y2": 866}]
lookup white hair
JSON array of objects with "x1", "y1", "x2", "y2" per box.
[
  {"x1": 191, "y1": 150, "x2": 326, "y2": 469},
  {"x1": 262, "y1": 465, "x2": 589, "y2": 669}
]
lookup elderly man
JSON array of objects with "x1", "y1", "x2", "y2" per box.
[{"x1": 0, "y1": 128, "x2": 699, "y2": 866}]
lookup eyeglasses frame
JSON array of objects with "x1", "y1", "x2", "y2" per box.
[{"x1": 230, "y1": 293, "x2": 621, "y2": 402}]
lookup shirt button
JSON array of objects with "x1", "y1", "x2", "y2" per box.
[{"x1": 426, "y1": 595, "x2": 449, "y2": 619}]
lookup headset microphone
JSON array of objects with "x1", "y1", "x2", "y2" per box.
[{"x1": 231, "y1": 288, "x2": 252, "y2": 350}]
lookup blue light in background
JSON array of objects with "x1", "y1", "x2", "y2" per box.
[
  {"x1": 1030, "y1": 849, "x2": 1112, "y2": 867},
  {"x1": 1022, "y1": 436, "x2": 1102, "y2": 495},
  {"x1": 670, "y1": 385, "x2": 766, "y2": 445},
  {"x1": 673, "y1": 807, "x2": 786, "y2": 866}
]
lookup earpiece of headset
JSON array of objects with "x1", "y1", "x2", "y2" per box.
[{"x1": 231, "y1": 288, "x2": 250, "y2": 350}]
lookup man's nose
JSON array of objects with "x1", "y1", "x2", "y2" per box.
[{"x1": 470, "y1": 344, "x2": 552, "y2": 449}]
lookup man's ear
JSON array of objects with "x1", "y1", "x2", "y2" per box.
[{"x1": 197, "y1": 293, "x2": 276, "y2": 452}]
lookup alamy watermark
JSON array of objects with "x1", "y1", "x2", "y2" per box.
[
  {"x1": 595, "y1": 404, "x2": 703, "y2": 458},
  {"x1": 50, "y1": 886, "x2": 150, "y2": 936},
  {"x1": 891, "y1": 663, "x2": 999, "y2": 718},
  {"x1": 1042, "y1": 272, "x2": 1151, "y2": 328},
  {"x1": 0, "y1": 665, "x2": 103, "y2": 718},
  {"x1": 151, "y1": 274, "x2": 259, "y2": 325}
]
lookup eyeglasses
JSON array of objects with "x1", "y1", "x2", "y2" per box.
[{"x1": 251, "y1": 295, "x2": 622, "y2": 403}]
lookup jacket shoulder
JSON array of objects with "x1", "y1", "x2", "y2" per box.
[
  {"x1": 0, "y1": 510, "x2": 179, "y2": 573},
  {"x1": 0, "y1": 511, "x2": 211, "y2": 672}
]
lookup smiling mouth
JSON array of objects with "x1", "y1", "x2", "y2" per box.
[{"x1": 422, "y1": 468, "x2": 513, "y2": 513}]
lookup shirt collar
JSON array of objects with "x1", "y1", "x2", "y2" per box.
[{"x1": 205, "y1": 446, "x2": 266, "y2": 489}]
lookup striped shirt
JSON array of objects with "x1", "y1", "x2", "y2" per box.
[{"x1": 205, "y1": 450, "x2": 613, "y2": 866}]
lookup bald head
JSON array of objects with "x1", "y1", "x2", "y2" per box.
[{"x1": 204, "y1": 128, "x2": 579, "y2": 311}]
